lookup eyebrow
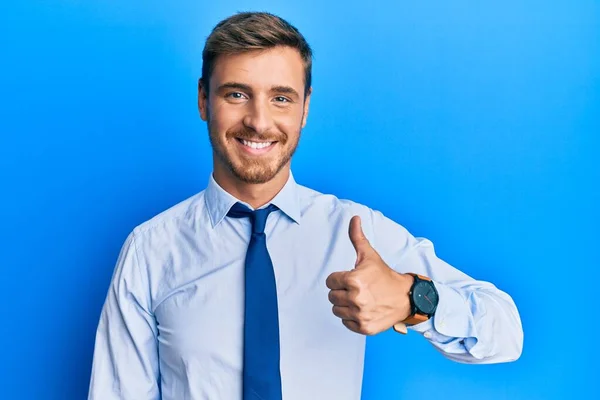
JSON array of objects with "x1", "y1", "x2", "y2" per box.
[
  {"x1": 216, "y1": 82, "x2": 300, "y2": 100},
  {"x1": 270, "y1": 85, "x2": 300, "y2": 99},
  {"x1": 217, "y1": 82, "x2": 252, "y2": 93}
]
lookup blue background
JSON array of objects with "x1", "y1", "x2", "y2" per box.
[{"x1": 1, "y1": 1, "x2": 598, "y2": 399}]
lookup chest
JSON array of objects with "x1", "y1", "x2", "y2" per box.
[{"x1": 152, "y1": 218, "x2": 359, "y2": 365}]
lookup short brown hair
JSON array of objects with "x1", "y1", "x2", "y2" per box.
[{"x1": 201, "y1": 12, "x2": 312, "y2": 97}]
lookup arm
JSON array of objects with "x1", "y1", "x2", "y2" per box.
[
  {"x1": 370, "y1": 209, "x2": 524, "y2": 364},
  {"x1": 88, "y1": 232, "x2": 160, "y2": 399}
]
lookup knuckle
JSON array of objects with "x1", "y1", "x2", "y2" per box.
[
  {"x1": 346, "y1": 273, "x2": 362, "y2": 288},
  {"x1": 357, "y1": 321, "x2": 368, "y2": 334},
  {"x1": 352, "y1": 294, "x2": 367, "y2": 309},
  {"x1": 358, "y1": 321, "x2": 376, "y2": 335},
  {"x1": 364, "y1": 326, "x2": 377, "y2": 336},
  {"x1": 356, "y1": 310, "x2": 372, "y2": 324}
]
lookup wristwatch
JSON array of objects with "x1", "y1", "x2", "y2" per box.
[{"x1": 393, "y1": 273, "x2": 439, "y2": 334}]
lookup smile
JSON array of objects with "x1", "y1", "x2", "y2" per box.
[{"x1": 235, "y1": 138, "x2": 277, "y2": 154}]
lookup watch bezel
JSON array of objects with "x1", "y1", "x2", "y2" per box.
[{"x1": 408, "y1": 275, "x2": 439, "y2": 318}]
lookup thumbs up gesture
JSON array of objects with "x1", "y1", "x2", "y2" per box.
[{"x1": 326, "y1": 216, "x2": 414, "y2": 335}]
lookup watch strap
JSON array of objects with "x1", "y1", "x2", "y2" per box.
[
  {"x1": 401, "y1": 313, "x2": 429, "y2": 325},
  {"x1": 408, "y1": 273, "x2": 431, "y2": 282}
]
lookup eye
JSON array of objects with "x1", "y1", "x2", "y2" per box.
[
  {"x1": 274, "y1": 96, "x2": 291, "y2": 103},
  {"x1": 225, "y1": 92, "x2": 247, "y2": 101}
]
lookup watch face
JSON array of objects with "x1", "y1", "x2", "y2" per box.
[{"x1": 412, "y1": 281, "x2": 439, "y2": 315}]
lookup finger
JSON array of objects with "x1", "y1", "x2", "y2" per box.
[
  {"x1": 343, "y1": 320, "x2": 379, "y2": 336},
  {"x1": 326, "y1": 271, "x2": 351, "y2": 290},
  {"x1": 348, "y1": 216, "x2": 375, "y2": 265},
  {"x1": 332, "y1": 305, "x2": 355, "y2": 321},
  {"x1": 341, "y1": 319, "x2": 361, "y2": 334},
  {"x1": 328, "y1": 289, "x2": 352, "y2": 306}
]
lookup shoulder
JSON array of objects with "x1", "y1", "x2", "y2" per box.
[
  {"x1": 297, "y1": 182, "x2": 371, "y2": 212},
  {"x1": 130, "y1": 190, "x2": 208, "y2": 245},
  {"x1": 295, "y1": 182, "x2": 376, "y2": 229},
  {"x1": 295, "y1": 182, "x2": 413, "y2": 246}
]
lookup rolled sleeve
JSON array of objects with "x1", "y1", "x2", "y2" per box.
[
  {"x1": 410, "y1": 282, "x2": 489, "y2": 359},
  {"x1": 368, "y1": 208, "x2": 523, "y2": 364}
]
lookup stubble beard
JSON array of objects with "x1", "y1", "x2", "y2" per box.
[{"x1": 208, "y1": 118, "x2": 301, "y2": 184}]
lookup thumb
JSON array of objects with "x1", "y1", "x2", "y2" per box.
[{"x1": 349, "y1": 215, "x2": 375, "y2": 266}]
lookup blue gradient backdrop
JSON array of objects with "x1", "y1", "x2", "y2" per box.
[{"x1": 1, "y1": 1, "x2": 598, "y2": 399}]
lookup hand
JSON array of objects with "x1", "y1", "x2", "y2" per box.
[{"x1": 326, "y1": 215, "x2": 414, "y2": 335}]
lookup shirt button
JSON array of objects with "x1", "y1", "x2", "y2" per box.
[{"x1": 424, "y1": 331, "x2": 432, "y2": 339}]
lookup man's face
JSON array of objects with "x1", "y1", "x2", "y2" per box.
[{"x1": 198, "y1": 46, "x2": 311, "y2": 184}]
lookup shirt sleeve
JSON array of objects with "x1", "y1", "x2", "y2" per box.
[
  {"x1": 369, "y1": 208, "x2": 523, "y2": 364},
  {"x1": 88, "y1": 231, "x2": 161, "y2": 399}
]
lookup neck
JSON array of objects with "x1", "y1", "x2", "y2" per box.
[{"x1": 213, "y1": 163, "x2": 290, "y2": 210}]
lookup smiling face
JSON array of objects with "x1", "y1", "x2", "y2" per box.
[{"x1": 198, "y1": 46, "x2": 311, "y2": 185}]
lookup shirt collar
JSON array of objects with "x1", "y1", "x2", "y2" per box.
[{"x1": 204, "y1": 171, "x2": 302, "y2": 228}]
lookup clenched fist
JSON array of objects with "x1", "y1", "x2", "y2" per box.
[{"x1": 326, "y1": 215, "x2": 414, "y2": 335}]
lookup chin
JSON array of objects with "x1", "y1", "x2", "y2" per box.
[
  {"x1": 230, "y1": 163, "x2": 282, "y2": 184},
  {"x1": 227, "y1": 146, "x2": 291, "y2": 184}
]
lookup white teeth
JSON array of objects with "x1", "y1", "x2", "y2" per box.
[{"x1": 241, "y1": 139, "x2": 273, "y2": 149}]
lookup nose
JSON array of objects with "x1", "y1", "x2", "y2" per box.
[{"x1": 242, "y1": 98, "x2": 274, "y2": 135}]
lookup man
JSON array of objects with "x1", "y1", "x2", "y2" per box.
[{"x1": 88, "y1": 11, "x2": 523, "y2": 400}]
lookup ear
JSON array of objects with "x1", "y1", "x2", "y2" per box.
[
  {"x1": 198, "y1": 78, "x2": 209, "y2": 121},
  {"x1": 301, "y1": 87, "x2": 312, "y2": 129}
]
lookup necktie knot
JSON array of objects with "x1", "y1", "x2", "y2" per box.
[{"x1": 227, "y1": 202, "x2": 279, "y2": 234}]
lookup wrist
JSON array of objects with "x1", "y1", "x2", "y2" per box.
[{"x1": 395, "y1": 272, "x2": 414, "y2": 322}]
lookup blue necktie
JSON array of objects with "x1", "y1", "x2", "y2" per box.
[{"x1": 227, "y1": 202, "x2": 282, "y2": 400}]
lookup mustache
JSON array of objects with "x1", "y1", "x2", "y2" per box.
[{"x1": 226, "y1": 128, "x2": 285, "y2": 143}]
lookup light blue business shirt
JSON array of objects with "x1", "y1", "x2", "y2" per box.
[{"x1": 88, "y1": 171, "x2": 523, "y2": 400}]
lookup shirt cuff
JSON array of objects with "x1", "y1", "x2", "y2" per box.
[{"x1": 408, "y1": 281, "x2": 481, "y2": 355}]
